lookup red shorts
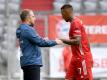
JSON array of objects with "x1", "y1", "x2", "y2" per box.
[{"x1": 65, "y1": 57, "x2": 93, "y2": 80}]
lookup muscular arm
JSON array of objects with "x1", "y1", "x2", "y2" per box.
[{"x1": 60, "y1": 36, "x2": 81, "y2": 45}]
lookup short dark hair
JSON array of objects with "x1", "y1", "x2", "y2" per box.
[
  {"x1": 20, "y1": 9, "x2": 31, "y2": 21},
  {"x1": 61, "y1": 4, "x2": 73, "y2": 10}
]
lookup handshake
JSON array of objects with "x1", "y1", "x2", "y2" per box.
[
  {"x1": 44, "y1": 37, "x2": 64, "y2": 45},
  {"x1": 55, "y1": 38, "x2": 64, "y2": 45}
]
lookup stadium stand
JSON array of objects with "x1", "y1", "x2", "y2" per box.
[
  {"x1": 69, "y1": 0, "x2": 81, "y2": 12},
  {"x1": 53, "y1": 0, "x2": 66, "y2": 11},
  {"x1": 99, "y1": 0, "x2": 107, "y2": 12},
  {"x1": 0, "y1": 0, "x2": 21, "y2": 80},
  {"x1": 83, "y1": 0, "x2": 98, "y2": 12}
]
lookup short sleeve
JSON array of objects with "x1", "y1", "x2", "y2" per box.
[{"x1": 72, "y1": 21, "x2": 81, "y2": 36}]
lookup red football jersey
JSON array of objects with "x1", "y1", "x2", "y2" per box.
[{"x1": 69, "y1": 17, "x2": 93, "y2": 67}]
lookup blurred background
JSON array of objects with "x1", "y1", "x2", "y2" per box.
[{"x1": 0, "y1": 0, "x2": 107, "y2": 80}]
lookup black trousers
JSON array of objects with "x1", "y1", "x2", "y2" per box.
[{"x1": 22, "y1": 65, "x2": 40, "y2": 80}]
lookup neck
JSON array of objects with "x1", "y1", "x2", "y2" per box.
[
  {"x1": 22, "y1": 21, "x2": 31, "y2": 25},
  {"x1": 68, "y1": 16, "x2": 73, "y2": 22}
]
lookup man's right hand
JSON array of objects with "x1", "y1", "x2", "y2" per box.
[
  {"x1": 55, "y1": 39, "x2": 63, "y2": 45},
  {"x1": 44, "y1": 37, "x2": 49, "y2": 40}
]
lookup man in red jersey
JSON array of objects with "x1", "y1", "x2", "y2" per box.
[{"x1": 60, "y1": 4, "x2": 93, "y2": 80}]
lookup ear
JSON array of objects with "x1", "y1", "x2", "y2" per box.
[{"x1": 26, "y1": 16, "x2": 30, "y2": 21}]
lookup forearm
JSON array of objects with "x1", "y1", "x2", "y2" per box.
[
  {"x1": 32, "y1": 37, "x2": 57, "y2": 47},
  {"x1": 61, "y1": 39, "x2": 80, "y2": 45},
  {"x1": 39, "y1": 40, "x2": 57, "y2": 47}
]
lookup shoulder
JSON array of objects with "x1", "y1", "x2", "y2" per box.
[
  {"x1": 72, "y1": 17, "x2": 83, "y2": 25},
  {"x1": 70, "y1": 17, "x2": 83, "y2": 29},
  {"x1": 19, "y1": 24, "x2": 34, "y2": 31}
]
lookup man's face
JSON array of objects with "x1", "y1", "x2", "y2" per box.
[
  {"x1": 61, "y1": 8, "x2": 73, "y2": 22},
  {"x1": 28, "y1": 11, "x2": 36, "y2": 26}
]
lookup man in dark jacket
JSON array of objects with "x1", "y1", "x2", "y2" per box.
[{"x1": 16, "y1": 9, "x2": 62, "y2": 80}]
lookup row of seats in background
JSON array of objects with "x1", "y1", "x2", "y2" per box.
[
  {"x1": 0, "y1": 0, "x2": 20, "y2": 78},
  {"x1": 0, "y1": 0, "x2": 20, "y2": 48},
  {"x1": 0, "y1": 14, "x2": 19, "y2": 76},
  {"x1": 0, "y1": 0, "x2": 20, "y2": 13},
  {"x1": 53, "y1": 0, "x2": 107, "y2": 14}
]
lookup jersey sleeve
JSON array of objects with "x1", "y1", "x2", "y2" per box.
[{"x1": 72, "y1": 21, "x2": 81, "y2": 36}]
